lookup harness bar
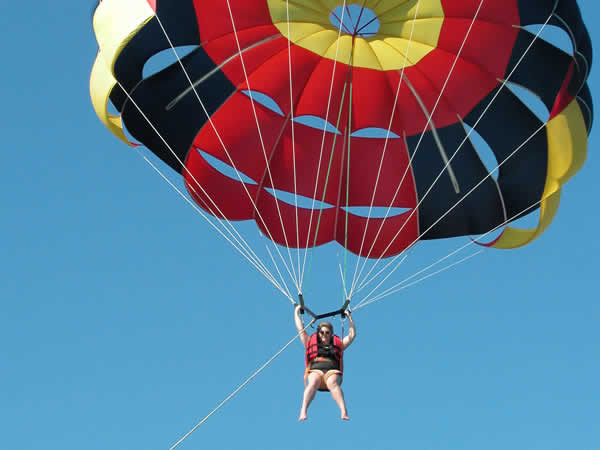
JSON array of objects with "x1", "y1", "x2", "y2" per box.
[{"x1": 297, "y1": 294, "x2": 350, "y2": 320}]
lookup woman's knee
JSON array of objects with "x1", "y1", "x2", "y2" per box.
[
  {"x1": 325, "y1": 374, "x2": 342, "y2": 390},
  {"x1": 306, "y1": 373, "x2": 322, "y2": 389}
]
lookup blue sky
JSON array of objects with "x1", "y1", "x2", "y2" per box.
[{"x1": 2, "y1": 2, "x2": 599, "y2": 449}]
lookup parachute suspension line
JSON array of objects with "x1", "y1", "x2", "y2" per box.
[
  {"x1": 286, "y1": 0, "x2": 302, "y2": 292},
  {"x1": 109, "y1": 78, "x2": 282, "y2": 291},
  {"x1": 252, "y1": 112, "x2": 302, "y2": 289},
  {"x1": 355, "y1": 252, "x2": 473, "y2": 310},
  {"x1": 299, "y1": 0, "x2": 349, "y2": 286},
  {"x1": 302, "y1": 67, "x2": 352, "y2": 289},
  {"x1": 225, "y1": 0, "x2": 301, "y2": 288},
  {"x1": 351, "y1": 0, "x2": 485, "y2": 293},
  {"x1": 300, "y1": 74, "x2": 353, "y2": 289},
  {"x1": 109, "y1": 61, "x2": 296, "y2": 303},
  {"x1": 355, "y1": 250, "x2": 484, "y2": 311},
  {"x1": 265, "y1": 243, "x2": 295, "y2": 301},
  {"x1": 352, "y1": 252, "x2": 411, "y2": 308},
  {"x1": 349, "y1": 0, "x2": 422, "y2": 296},
  {"x1": 391, "y1": 0, "x2": 485, "y2": 184},
  {"x1": 120, "y1": 91, "x2": 290, "y2": 298},
  {"x1": 297, "y1": 124, "x2": 347, "y2": 289},
  {"x1": 335, "y1": 128, "x2": 350, "y2": 295},
  {"x1": 168, "y1": 321, "x2": 314, "y2": 450},
  {"x1": 342, "y1": 74, "x2": 354, "y2": 299},
  {"x1": 118, "y1": 79, "x2": 297, "y2": 310},
  {"x1": 336, "y1": 0, "x2": 368, "y2": 300},
  {"x1": 354, "y1": 193, "x2": 547, "y2": 311},
  {"x1": 152, "y1": 14, "x2": 302, "y2": 294},
  {"x1": 353, "y1": 1, "x2": 551, "y2": 292},
  {"x1": 130, "y1": 144, "x2": 291, "y2": 301},
  {"x1": 338, "y1": 308, "x2": 346, "y2": 360},
  {"x1": 357, "y1": 222, "x2": 522, "y2": 309},
  {"x1": 355, "y1": 124, "x2": 546, "y2": 298},
  {"x1": 338, "y1": 259, "x2": 349, "y2": 300},
  {"x1": 104, "y1": 58, "x2": 281, "y2": 291},
  {"x1": 355, "y1": 120, "x2": 548, "y2": 300}
]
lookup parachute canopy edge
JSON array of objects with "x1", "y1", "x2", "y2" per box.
[{"x1": 90, "y1": 0, "x2": 155, "y2": 146}]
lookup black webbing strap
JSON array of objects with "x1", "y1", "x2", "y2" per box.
[{"x1": 298, "y1": 294, "x2": 350, "y2": 320}]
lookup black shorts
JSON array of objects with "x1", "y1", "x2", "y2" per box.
[{"x1": 309, "y1": 357, "x2": 339, "y2": 371}]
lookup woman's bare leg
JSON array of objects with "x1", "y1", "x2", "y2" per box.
[
  {"x1": 326, "y1": 374, "x2": 349, "y2": 420},
  {"x1": 299, "y1": 372, "x2": 321, "y2": 421}
]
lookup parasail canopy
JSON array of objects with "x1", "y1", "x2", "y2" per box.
[{"x1": 91, "y1": 0, "x2": 593, "y2": 259}]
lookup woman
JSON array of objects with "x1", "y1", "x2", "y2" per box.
[{"x1": 294, "y1": 305, "x2": 356, "y2": 421}]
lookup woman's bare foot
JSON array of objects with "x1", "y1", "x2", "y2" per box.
[
  {"x1": 341, "y1": 413, "x2": 350, "y2": 421},
  {"x1": 298, "y1": 411, "x2": 307, "y2": 421}
]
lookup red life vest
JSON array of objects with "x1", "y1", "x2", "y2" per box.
[{"x1": 305, "y1": 333, "x2": 344, "y2": 373}]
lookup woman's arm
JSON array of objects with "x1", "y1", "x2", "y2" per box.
[
  {"x1": 294, "y1": 305, "x2": 310, "y2": 348},
  {"x1": 342, "y1": 310, "x2": 356, "y2": 350}
]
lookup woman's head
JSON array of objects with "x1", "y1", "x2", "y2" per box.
[{"x1": 317, "y1": 322, "x2": 333, "y2": 343}]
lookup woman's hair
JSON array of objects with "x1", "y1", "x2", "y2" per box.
[{"x1": 317, "y1": 322, "x2": 333, "y2": 333}]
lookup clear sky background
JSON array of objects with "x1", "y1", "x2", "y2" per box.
[{"x1": 2, "y1": 2, "x2": 598, "y2": 450}]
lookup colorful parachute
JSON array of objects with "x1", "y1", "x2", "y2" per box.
[{"x1": 91, "y1": 0, "x2": 593, "y2": 258}]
